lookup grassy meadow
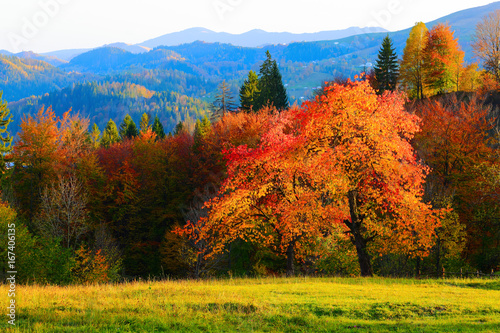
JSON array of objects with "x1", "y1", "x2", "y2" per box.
[{"x1": 1, "y1": 277, "x2": 500, "y2": 332}]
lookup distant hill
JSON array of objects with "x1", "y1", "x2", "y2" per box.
[
  {"x1": 0, "y1": 55, "x2": 94, "y2": 102},
  {"x1": 61, "y1": 47, "x2": 137, "y2": 73},
  {"x1": 7, "y1": 81, "x2": 209, "y2": 136},
  {"x1": 139, "y1": 26, "x2": 389, "y2": 49},
  {"x1": 103, "y1": 43, "x2": 151, "y2": 54},
  {"x1": 14, "y1": 51, "x2": 67, "y2": 67},
  {"x1": 42, "y1": 48, "x2": 91, "y2": 62}
]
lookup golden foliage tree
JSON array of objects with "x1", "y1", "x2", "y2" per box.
[
  {"x1": 400, "y1": 22, "x2": 429, "y2": 99},
  {"x1": 423, "y1": 23, "x2": 464, "y2": 95}
]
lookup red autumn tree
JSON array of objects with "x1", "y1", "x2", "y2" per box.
[
  {"x1": 11, "y1": 107, "x2": 62, "y2": 220},
  {"x1": 184, "y1": 79, "x2": 440, "y2": 277},
  {"x1": 412, "y1": 95, "x2": 498, "y2": 269}
]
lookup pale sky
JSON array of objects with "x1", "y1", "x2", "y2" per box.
[{"x1": 0, "y1": 0, "x2": 496, "y2": 53}]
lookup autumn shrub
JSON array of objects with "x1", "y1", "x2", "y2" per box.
[
  {"x1": 72, "y1": 244, "x2": 111, "y2": 284},
  {"x1": 160, "y1": 229, "x2": 191, "y2": 277}
]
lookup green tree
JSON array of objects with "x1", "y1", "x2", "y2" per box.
[
  {"x1": 400, "y1": 22, "x2": 428, "y2": 99},
  {"x1": 119, "y1": 114, "x2": 138, "y2": 140},
  {"x1": 124, "y1": 121, "x2": 139, "y2": 140},
  {"x1": 0, "y1": 92, "x2": 12, "y2": 174},
  {"x1": 152, "y1": 115, "x2": 166, "y2": 139},
  {"x1": 256, "y1": 51, "x2": 289, "y2": 110},
  {"x1": 173, "y1": 121, "x2": 185, "y2": 135},
  {"x1": 193, "y1": 115, "x2": 211, "y2": 151},
  {"x1": 374, "y1": 35, "x2": 399, "y2": 93},
  {"x1": 101, "y1": 119, "x2": 120, "y2": 148},
  {"x1": 239, "y1": 70, "x2": 260, "y2": 112},
  {"x1": 210, "y1": 80, "x2": 236, "y2": 122}
]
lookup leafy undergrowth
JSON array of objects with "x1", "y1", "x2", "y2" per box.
[{"x1": 1, "y1": 277, "x2": 500, "y2": 332}]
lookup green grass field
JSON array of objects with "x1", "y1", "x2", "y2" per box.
[{"x1": 1, "y1": 277, "x2": 500, "y2": 332}]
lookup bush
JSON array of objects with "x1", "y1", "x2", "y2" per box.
[
  {"x1": 0, "y1": 203, "x2": 74, "y2": 284},
  {"x1": 72, "y1": 245, "x2": 111, "y2": 284}
]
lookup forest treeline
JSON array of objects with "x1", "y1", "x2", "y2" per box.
[
  {"x1": 8, "y1": 81, "x2": 209, "y2": 136},
  {"x1": 0, "y1": 15, "x2": 500, "y2": 283}
]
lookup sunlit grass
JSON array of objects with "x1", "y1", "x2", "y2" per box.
[{"x1": 1, "y1": 277, "x2": 500, "y2": 332}]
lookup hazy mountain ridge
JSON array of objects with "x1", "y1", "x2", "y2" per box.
[
  {"x1": 1, "y1": 2, "x2": 499, "y2": 135},
  {"x1": 139, "y1": 26, "x2": 389, "y2": 49}
]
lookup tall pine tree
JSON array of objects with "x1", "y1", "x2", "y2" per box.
[
  {"x1": 374, "y1": 35, "x2": 399, "y2": 93},
  {"x1": 256, "y1": 51, "x2": 289, "y2": 110},
  {"x1": 152, "y1": 115, "x2": 166, "y2": 139}
]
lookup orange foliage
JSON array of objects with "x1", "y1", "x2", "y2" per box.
[
  {"x1": 181, "y1": 80, "x2": 440, "y2": 276},
  {"x1": 423, "y1": 23, "x2": 464, "y2": 94}
]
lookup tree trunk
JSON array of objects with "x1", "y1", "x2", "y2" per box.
[
  {"x1": 347, "y1": 190, "x2": 374, "y2": 277},
  {"x1": 352, "y1": 230, "x2": 373, "y2": 277},
  {"x1": 286, "y1": 242, "x2": 295, "y2": 277},
  {"x1": 416, "y1": 256, "x2": 421, "y2": 278},
  {"x1": 435, "y1": 237, "x2": 441, "y2": 278}
]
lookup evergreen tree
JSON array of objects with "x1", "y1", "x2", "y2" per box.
[
  {"x1": 89, "y1": 123, "x2": 101, "y2": 149},
  {"x1": 256, "y1": 51, "x2": 289, "y2": 111},
  {"x1": 152, "y1": 115, "x2": 166, "y2": 139},
  {"x1": 101, "y1": 119, "x2": 120, "y2": 148},
  {"x1": 0, "y1": 92, "x2": 12, "y2": 174},
  {"x1": 210, "y1": 80, "x2": 236, "y2": 122},
  {"x1": 124, "y1": 121, "x2": 139, "y2": 140},
  {"x1": 193, "y1": 115, "x2": 211, "y2": 151},
  {"x1": 239, "y1": 70, "x2": 260, "y2": 112},
  {"x1": 174, "y1": 121, "x2": 185, "y2": 135},
  {"x1": 139, "y1": 113, "x2": 150, "y2": 133},
  {"x1": 119, "y1": 114, "x2": 138, "y2": 139},
  {"x1": 374, "y1": 35, "x2": 399, "y2": 93}
]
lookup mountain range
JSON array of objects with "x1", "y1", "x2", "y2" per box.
[
  {"x1": 1, "y1": 1, "x2": 499, "y2": 136},
  {"x1": 138, "y1": 26, "x2": 389, "y2": 50}
]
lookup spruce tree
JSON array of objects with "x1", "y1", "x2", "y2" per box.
[
  {"x1": 152, "y1": 115, "x2": 166, "y2": 139},
  {"x1": 0, "y1": 92, "x2": 12, "y2": 174},
  {"x1": 256, "y1": 51, "x2": 289, "y2": 111},
  {"x1": 101, "y1": 119, "x2": 120, "y2": 148},
  {"x1": 193, "y1": 115, "x2": 211, "y2": 151},
  {"x1": 174, "y1": 121, "x2": 185, "y2": 135},
  {"x1": 124, "y1": 121, "x2": 139, "y2": 139},
  {"x1": 239, "y1": 70, "x2": 260, "y2": 112},
  {"x1": 374, "y1": 35, "x2": 399, "y2": 93},
  {"x1": 119, "y1": 114, "x2": 138, "y2": 139}
]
